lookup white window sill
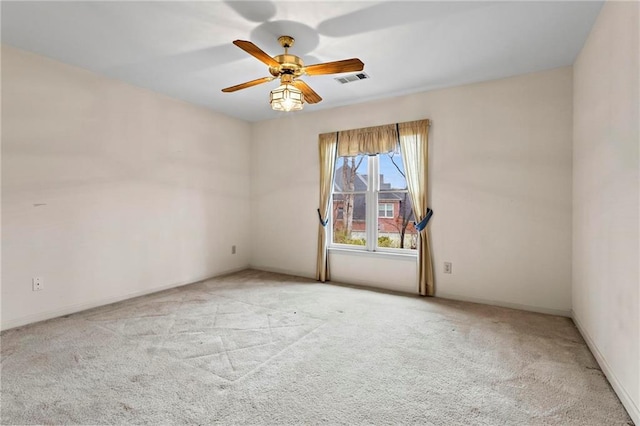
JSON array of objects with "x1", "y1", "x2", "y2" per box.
[{"x1": 328, "y1": 247, "x2": 417, "y2": 261}]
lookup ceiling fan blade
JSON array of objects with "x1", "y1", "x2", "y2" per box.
[
  {"x1": 293, "y1": 80, "x2": 322, "y2": 104},
  {"x1": 304, "y1": 58, "x2": 364, "y2": 76},
  {"x1": 222, "y1": 76, "x2": 274, "y2": 93},
  {"x1": 233, "y1": 40, "x2": 280, "y2": 68}
]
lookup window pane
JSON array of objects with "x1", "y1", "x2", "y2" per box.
[
  {"x1": 379, "y1": 151, "x2": 407, "y2": 191},
  {"x1": 334, "y1": 155, "x2": 368, "y2": 192},
  {"x1": 377, "y1": 192, "x2": 417, "y2": 250},
  {"x1": 332, "y1": 194, "x2": 366, "y2": 246}
]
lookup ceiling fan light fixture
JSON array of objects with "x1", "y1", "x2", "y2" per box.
[{"x1": 270, "y1": 83, "x2": 304, "y2": 112}]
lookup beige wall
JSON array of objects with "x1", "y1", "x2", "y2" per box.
[
  {"x1": 572, "y1": 1, "x2": 639, "y2": 422},
  {"x1": 1, "y1": 46, "x2": 252, "y2": 329},
  {"x1": 251, "y1": 66, "x2": 574, "y2": 315}
]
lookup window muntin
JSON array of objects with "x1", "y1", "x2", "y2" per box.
[{"x1": 331, "y1": 150, "x2": 417, "y2": 252}]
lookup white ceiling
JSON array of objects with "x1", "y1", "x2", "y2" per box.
[{"x1": 2, "y1": 1, "x2": 602, "y2": 122}]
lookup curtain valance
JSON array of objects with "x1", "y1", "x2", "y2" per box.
[
  {"x1": 336, "y1": 120, "x2": 431, "y2": 157},
  {"x1": 337, "y1": 124, "x2": 398, "y2": 157}
]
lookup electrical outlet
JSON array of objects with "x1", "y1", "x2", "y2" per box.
[
  {"x1": 444, "y1": 262, "x2": 452, "y2": 274},
  {"x1": 231, "y1": 245, "x2": 236, "y2": 255},
  {"x1": 32, "y1": 277, "x2": 43, "y2": 291}
]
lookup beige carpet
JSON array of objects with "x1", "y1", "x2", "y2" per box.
[{"x1": 0, "y1": 270, "x2": 633, "y2": 425}]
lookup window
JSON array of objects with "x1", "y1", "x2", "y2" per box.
[
  {"x1": 378, "y1": 203, "x2": 394, "y2": 218},
  {"x1": 331, "y1": 149, "x2": 417, "y2": 251}
]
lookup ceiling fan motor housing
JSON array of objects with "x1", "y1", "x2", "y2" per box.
[{"x1": 269, "y1": 54, "x2": 305, "y2": 78}]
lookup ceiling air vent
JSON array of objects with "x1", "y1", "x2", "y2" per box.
[{"x1": 334, "y1": 72, "x2": 370, "y2": 84}]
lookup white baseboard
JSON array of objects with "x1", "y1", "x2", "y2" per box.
[
  {"x1": 329, "y1": 275, "x2": 418, "y2": 295},
  {"x1": 436, "y1": 292, "x2": 572, "y2": 317},
  {"x1": 572, "y1": 310, "x2": 639, "y2": 425},
  {"x1": 249, "y1": 266, "x2": 571, "y2": 315},
  {"x1": 1, "y1": 266, "x2": 249, "y2": 331},
  {"x1": 248, "y1": 265, "x2": 418, "y2": 295},
  {"x1": 248, "y1": 264, "x2": 315, "y2": 280}
]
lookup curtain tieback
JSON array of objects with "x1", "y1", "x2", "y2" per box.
[
  {"x1": 317, "y1": 208, "x2": 328, "y2": 227},
  {"x1": 414, "y1": 208, "x2": 433, "y2": 232}
]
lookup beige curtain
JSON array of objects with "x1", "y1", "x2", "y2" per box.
[
  {"x1": 338, "y1": 124, "x2": 398, "y2": 157},
  {"x1": 316, "y1": 132, "x2": 338, "y2": 282},
  {"x1": 398, "y1": 119, "x2": 434, "y2": 296}
]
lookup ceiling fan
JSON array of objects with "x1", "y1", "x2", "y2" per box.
[{"x1": 222, "y1": 35, "x2": 364, "y2": 112}]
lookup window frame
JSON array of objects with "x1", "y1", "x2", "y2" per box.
[{"x1": 329, "y1": 154, "x2": 417, "y2": 255}]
